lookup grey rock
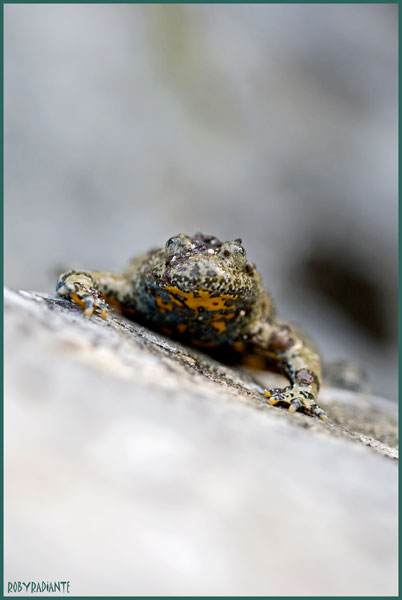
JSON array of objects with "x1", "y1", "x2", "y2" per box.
[{"x1": 4, "y1": 288, "x2": 398, "y2": 595}]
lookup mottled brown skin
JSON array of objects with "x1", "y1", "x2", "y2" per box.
[{"x1": 56, "y1": 233, "x2": 326, "y2": 420}]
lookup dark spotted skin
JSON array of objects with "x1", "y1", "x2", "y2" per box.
[{"x1": 56, "y1": 233, "x2": 327, "y2": 420}]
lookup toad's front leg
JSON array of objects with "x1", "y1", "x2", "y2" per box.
[
  {"x1": 248, "y1": 321, "x2": 327, "y2": 421},
  {"x1": 56, "y1": 270, "x2": 134, "y2": 318}
]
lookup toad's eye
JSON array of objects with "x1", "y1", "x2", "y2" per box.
[
  {"x1": 165, "y1": 234, "x2": 193, "y2": 257},
  {"x1": 218, "y1": 241, "x2": 247, "y2": 268}
]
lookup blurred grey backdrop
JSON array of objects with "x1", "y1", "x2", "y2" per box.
[{"x1": 5, "y1": 4, "x2": 398, "y2": 399}]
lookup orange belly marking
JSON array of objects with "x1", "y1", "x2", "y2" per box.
[
  {"x1": 155, "y1": 295, "x2": 174, "y2": 313},
  {"x1": 210, "y1": 312, "x2": 236, "y2": 333},
  {"x1": 163, "y1": 286, "x2": 237, "y2": 314}
]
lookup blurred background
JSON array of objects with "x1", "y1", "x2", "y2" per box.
[{"x1": 5, "y1": 3, "x2": 398, "y2": 400}]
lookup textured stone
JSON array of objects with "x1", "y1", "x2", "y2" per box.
[{"x1": 4, "y1": 288, "x2": 398, "y2": 596}]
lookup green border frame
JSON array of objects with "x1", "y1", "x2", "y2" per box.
[
  {"x1": 0, "y1": 0, "x2": 400, "y2": 4},
  {"x1": 1, "y1": 0, "x2": 399, "y2": 598}
]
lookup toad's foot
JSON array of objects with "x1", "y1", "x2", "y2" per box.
[
  {"x1": 264, "y1": 385, "x2": 327, "y2": 421},
  {"x1": 56, "y1": 270, "x2": 109, "y2": 319}
]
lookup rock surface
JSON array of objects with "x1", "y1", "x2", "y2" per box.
[{"x1": 4, "y1": 288, "x2": 398, "y2": 596}]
